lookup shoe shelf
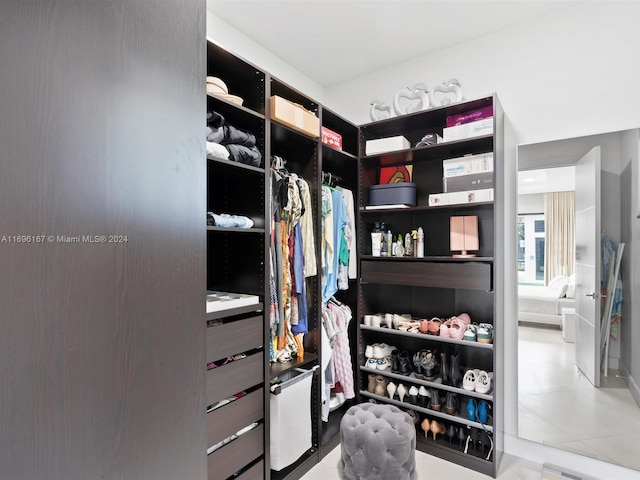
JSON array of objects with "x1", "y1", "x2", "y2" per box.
[
  {"x1": 360, "y1": 255, "x2": 494, "y2": 263},
  {"x1": 414, "y1": 433, "x2": 494, "y2": 477},
  {"x1": 206, "y1": 226, "x2": 266, "y2": 234},
  {"x1": 359, "y1": 366, "x2": 493, "y2": 401},
  {"x1": 358, "y1": 391, "x2": 493, "y2": 431},
  {"x1": 360, "y1": 325, "x2": 494, "y2": 351}
]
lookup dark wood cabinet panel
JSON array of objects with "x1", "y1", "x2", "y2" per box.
[
  {"x1": 361, "y1": 259, "x2": 493, "y2": 291},
  {"x1": 207, "y1": 388, "x2": 264, "y2": 448},
  {"x1": 207, "y1": 353, "x2": 263, "y2": 407},
  {"x1": 0, "y1": 2, "x2": 206, "y2": 480},
  {"x1": 207, "y1": 425, "x2": 264, "y2": 480},
  {"x1": 207, "y1": 315, "x2": 264, "y2": 362}
]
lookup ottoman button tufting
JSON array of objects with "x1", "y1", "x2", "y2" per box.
[{"x1": 339, "y1": 403, "x2": 416, "y2": 480}]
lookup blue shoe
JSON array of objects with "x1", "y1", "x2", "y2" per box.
[
  {"x1": 466, "y1": 398, "x2": 476, "y2": 421},
  {"x1": 476, "y1": 400, "x2": 488, "y2": 424}
]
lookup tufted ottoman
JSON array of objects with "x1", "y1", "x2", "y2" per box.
[{"x1": 339, "y1": 403, "x2": 417, "y2": 480}]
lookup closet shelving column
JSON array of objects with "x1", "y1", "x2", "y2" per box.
[
  {"x1": 268, "y1": 76, "x2": 322, "y2": 480},
  {"x1": 205, "y1": 40, "x2": 270, "y2": 480},
  {"x1": 317, "y1": 107, "x2": 360, "y2": 454},
  {"x1": 357, "y1": 95, "x2": 503, "y2": 477}
]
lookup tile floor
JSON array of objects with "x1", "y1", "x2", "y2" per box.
[
  {"x1": 518, "y1": 324, "x2": 640, "y2": 472},
  {"x1": 301, "y1": 324, "x2": 640, "y2": 479},
  {"x1": 301, "y1": 444, "x2": 544, "y2": 479}
]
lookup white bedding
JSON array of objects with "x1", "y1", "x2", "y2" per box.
[{"x1": 518, "y1": 285, "x2": 575, "y2": 326}]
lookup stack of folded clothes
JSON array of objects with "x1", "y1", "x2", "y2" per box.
[{"x1": 206, "y1": 110, "x2": 262, "y2": 167}]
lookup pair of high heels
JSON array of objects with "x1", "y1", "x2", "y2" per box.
[
  {"x1": 386, "y1": 381, "x2": 407, "y2": 402},
  {"x1": 420, "y1": 418, "x2": 446, "y2": 440}
]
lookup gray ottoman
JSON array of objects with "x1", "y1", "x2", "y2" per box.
[{"x1": 339, "y1": 403, "x2": 417, "y2": 480}]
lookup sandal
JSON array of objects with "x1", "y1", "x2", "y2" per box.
[{"x1": 428, "y1": 317, "x2": 442, "y2": 335}]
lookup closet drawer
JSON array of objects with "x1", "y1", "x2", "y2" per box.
[
  {"x1": 207, "y1": 315, "x2": 263, "y2": 362},
  {"x1": 207, "y1": 424, "x2": 263, "y2": 480},
  {"x1": 233, "y1": 459, "x2": 264, "y2": 480},
  {"x1": 208, "y1": 387, "x2": 264, "y2": 448},
  {"x1": 361, "y1": 260, "x2": 492, "y2": 291},
  {"x1": 207, "y1": 352, "x2": 263, "y2": 406}
]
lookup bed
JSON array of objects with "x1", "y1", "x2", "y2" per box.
[{"x1": 518, "y1": 275, "x2": 575, "y2": 326}]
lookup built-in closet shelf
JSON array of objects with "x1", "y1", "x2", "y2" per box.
[
  {"x1": 359, "y1": 96, "x2": 494, "y2": 135},
  {"x1": 361, "y1": 259, "x2": 493, "y2": 291},
  {"x1": 208, "y1": 156, "x2": 266, "y2": 174},
  {"x1": 359, "y1": 366, "x2": 493, "y2": 400},
  {"x1": 360, "y1": 325, "x2": 494, "y2": 350},
  {"x1": 269, "y1": 353, "x2": 318, "y2": 380},
  {"x1": 359, "y1": 135, "x2": 493, "y2": 164},
  {"x1": 360, "y1": 203, "x2": 493, "y2": 214},
  {"x1": 359, "y1": 391, "x2": 493, "y2": 431},
  {"x1": 271, "y1": 119, "x2": 319, "y2": 144},
  {"x1": 360, "y1": 255, "x2": 493, "y2": 263},
  {"x1": 207, "y1": 93, "x2": 266, "y2": 120},
  {"x1": 206, "y1": 226, "x2": 266, "y2": 234},
  {"x1": 321, "y1": 143, "x2": 358, "y2": 162},
  {"x1": 206, "y1": 304, "x2": 264, "y2": 322}
]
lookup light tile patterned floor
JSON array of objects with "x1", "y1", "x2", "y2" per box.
[{"x1": 518, "y1": 324, "x2": 640, "y2": 471}]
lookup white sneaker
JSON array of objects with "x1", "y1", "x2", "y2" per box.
[
  {"x1": 365, "y1": 358, "x2": 378, "y2": 369},
  {"x1": 365, "y1": 344, "x2": 377, "y2": 358},
  {"x1": 376, "y1": 356, "x2": 392, "y2": 371},
  {"x1": 462, "y1": 369, "x2": 478, "y2": 391},
  {"x1": 372, "y1": 343, "x2": 394, "y2": 359},
  {"x1": 475, "y1": 370, "x2": 492, "y2": 394}
]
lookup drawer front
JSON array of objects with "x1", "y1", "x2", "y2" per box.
[
  {"x1": 207, "y1": 315, "x2": 263, "y2": 362},
  {"x1": 207, "y1": 424, "x2": 263, "y2": 480},
  {"x1": 361, "y1": 260, "x2": 492, "y2": 291},
  {"x1": 208, "y1": 387, "x2": 264, "y2": 448},
  {"x1": 207, "y1": 352, "x2": 263, "y2": 406},
  {"x1": 234, "y1": 459, "x2": 264, "y2": 480}
]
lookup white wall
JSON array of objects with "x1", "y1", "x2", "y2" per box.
[
  {"x1": 325, "y1": 2, "x2": 640, "y2": 145},
  {"x1": 206, "y1": 12, "x2": 325, "y2": 102},
  {"x1": 518, "y1": 193, "x2": 543, "y2": 214}
]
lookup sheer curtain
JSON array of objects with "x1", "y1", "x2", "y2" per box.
[{"x1": 544, "y1": 191, "x2": 575, "y2": 284}]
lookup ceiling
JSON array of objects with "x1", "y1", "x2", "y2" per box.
[{"x1": 207, "y1": 0, "x2": 583, "y2": 87}]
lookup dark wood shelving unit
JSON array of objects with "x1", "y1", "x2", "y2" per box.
[
  {"x1": 357, "y1": 95, "x2": 503, "y2": 477},
  {"x1": 206, "y1": 39, "x2": 270, "y2": 480}
]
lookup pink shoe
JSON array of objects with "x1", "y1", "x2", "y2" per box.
[
  {"x1": 448, "y1": 317, "x2": 467, "y2": 340},
  {"x1": 439, "y1": 319, "x2": 452, "y2": 337},
  {"x1": 456, "y1": 312, "x2": 471, "y2": 325}
]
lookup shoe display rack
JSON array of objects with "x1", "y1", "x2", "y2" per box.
[
  {"x1": 206, "y1": 40, "x2": 360, "y2": 480},
  {"x1": 356, "y1": 96, "x2": 503, "y2": 477}
]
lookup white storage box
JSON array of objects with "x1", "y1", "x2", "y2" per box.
[
  {"x1": 429, "y1": 188, "x2": 494, "y2": 207},
  {"x1": 443, "y1": 153, "x2": 493, "y2": 178},
  {"x1": 270, "y1": 367, "x2": 317, "y2": 471},
  {"x1": 365, "y1": 135, "x2": 410, "y2": 155},
  {"x1": 442, "y1": 118, "x2": 493, "y2": 142}
]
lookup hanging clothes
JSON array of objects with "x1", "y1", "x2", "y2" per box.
[
  {"x1": 269, "y1": 159, "x2": 317, "y2": 362},
  {"x1": 322, "y1": 186, "x2": 348, "y2": 304},
  {"x1": 336, "y1": 186, "x2": 357, "y2": 281}
]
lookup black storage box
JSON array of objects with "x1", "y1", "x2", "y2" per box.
[{"x1": 369, "y1": 182, "x2": 416, "y2": 206}]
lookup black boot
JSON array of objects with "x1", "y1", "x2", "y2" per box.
[
  {"x1": 440, "y1": 351, "x2": 449, "y2": 385},
  {"x1": 449, "y1": 352, "x2": 462, "y2": 387}
]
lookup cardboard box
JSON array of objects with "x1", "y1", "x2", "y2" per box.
[
  {"x1": 365, "y1": 135, "x2": 410, "y2": 155},
  {"x1": 428, "y1": 188, "x2": 494, "y2": 207},
  {"x1": 443, "y1": 117, "x2": 493, "y2": 142},
  {"x1": 270, "y1": 95, "x2": 319, "y2": 138},
  {"x1": 443, "y1": 172, "x2": 494, "y2": 192},
  {"x1": 369, "y1": 182, "x2": 416, "y2": 206},
  {"x1": 321, "y1": 126, "x2": 342, "y2": 149},
  {"x1": 446, "y1": 106, "x2": 493, "y2": 127},
  {"x1": 443, "y1": 153, "x2": 493, "y2": 178}
]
